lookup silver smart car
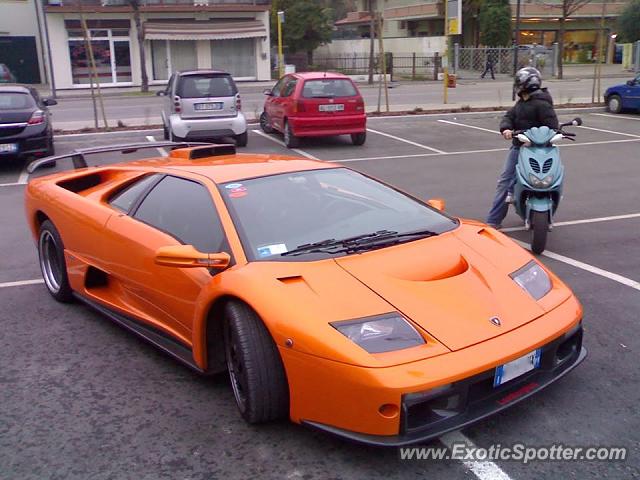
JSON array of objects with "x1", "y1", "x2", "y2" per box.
[{"x1": 158, "y1": 70, "x2": 248, "y2": 146}]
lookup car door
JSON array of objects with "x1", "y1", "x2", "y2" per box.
[
  {"x1": 103, "y1": 174, "x2": 231, "y2": 344},
  {"x1": 628, "y1": 74, "x2": 640, "y2": 110},
  {"x1": 267, "y1": 76, "x2": 289, "y2": 131}
]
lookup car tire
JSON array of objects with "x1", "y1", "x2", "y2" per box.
[
  {"x1": 223, "y1": 301, "x2": 289, "y2": 424},
  {"x1": 260, "y1": 112, "x2": 274, "y2": 134},
  {"x1": 606, "y1": 95, "x2": 622, "y2": 114},
  {"x1": 38, "y1": 220, "x2": 73, "y2": 303},
  {"x1": 283, "y1": 121, "x2": 299, "y2": 148},
  {"x1": 46, "y1": 137, "x2": 55, "y2": 156},
  {"x1": 351, "y1": 132, "x2": 366, "y2": 146},
  {"x1": 235, "y1": 131, "x2": 248, "y2": 147},
  {"x1": 530, "y1": 211, "x2": 548, "y2": 255},
  {"x1": 163, "y1": 123, "x2": 169, "y2": 140}
]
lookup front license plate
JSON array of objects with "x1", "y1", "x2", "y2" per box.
[
  {"x1": 494, "y1": 349, "x2": 541, "y2": 387},
  {"x1": 195, "y1": 102, "x2": 223, "y2": 111},
  {"x1": 0, "y1": 143, "x2": 18, "y2": 154},
  {"x1": 319, "y1": 103, "x2": 344, "y2": 112}
]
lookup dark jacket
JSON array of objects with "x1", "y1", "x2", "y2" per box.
[{"x1": 499, "y1": 88, "x2": 559, "y2": 146}]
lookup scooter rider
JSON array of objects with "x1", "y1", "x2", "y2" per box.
[{"x1": 486, "y1": 67, "x2": 559, "y2": 229}]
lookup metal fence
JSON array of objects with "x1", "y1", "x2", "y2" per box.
[
  {"x1": 308, "y1": 53, "x2": 442, "y2": 81},
  {"x1": 452, "y1": 46, "x2": 554, "y2": 78}
]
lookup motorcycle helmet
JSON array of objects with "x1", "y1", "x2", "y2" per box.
[{"x1": 514, "y1": 67, "x2": 542, "y2": 95}]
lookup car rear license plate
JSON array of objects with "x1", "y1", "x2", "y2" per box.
[
  {"x1": 494, "y1": 348, "x2": 541, "y2": 387},
  {"x1": 319, "y1": 104, "x2": 344, "y2": 112},
  {"x1": 195, "y1": 102, "x2": 223, "y2": 111},
  {"x1": 0, "y1": 143, "x2": 18, "y2": 154}
]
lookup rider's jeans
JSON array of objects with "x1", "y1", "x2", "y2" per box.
[{"x1": 486, "y1": 146, "x2": 520, "y2": 226}]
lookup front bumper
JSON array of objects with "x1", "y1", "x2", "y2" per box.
[
  {"x1": 288, "y1": 113, "x2": 366, "y2": 137},
  {"x1": 305, "y1": 325, "x2": 585, "y2": 446},
  {"x1": 282, "y1": 295, "x2": 585, "y2": 446},
  {"x1": 169, "y1": 112, "x2": 247, "y2": 139}
]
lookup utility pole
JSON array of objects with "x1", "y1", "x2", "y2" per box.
[
  {"x1": 277, "y1": 10, "x2": 285, "y2": 78},
  {"x1": 368, "y1": 0, "x2": 375, "y2": 84},
  {"x1": 377, "y1": 13, "x2": 389, "y2": 112},
  {"x1": 443, "y1": 0, "x2": 449, "y2": 104},
  {"x1": 512, "y1": 0, "x2": 522, "y2": 100}
]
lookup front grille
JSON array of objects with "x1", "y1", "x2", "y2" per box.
[
  {"x1": 542, "y1": 158, "x2": 553, "y2": 173},
  {"x1": 528, "y1": 158, "x2": 540, "y2": 173},
  {"x1": 0, "y1": 126, "x2": 25, "y2": 137}
]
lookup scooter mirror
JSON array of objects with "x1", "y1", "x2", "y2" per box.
[{"x1": 572, "y1": 117, "x2": 582, "y2": 126}]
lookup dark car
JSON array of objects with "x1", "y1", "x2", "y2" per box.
[
  {"x1": 0, "y1": 85, "x2": 57, "y2": 162},
  {"x1": 604, "y1": 73, "x2": 640, "y2": 114}
]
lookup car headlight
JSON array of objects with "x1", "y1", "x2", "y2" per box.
[
  {"x1": 510, "y1": 261, "x2": 552, "y2": 300},
  {"x1": 331, "y1": 313, "x2": 425, "y2": 353},
  {"x1": 528, "y1": 174, "x2": 554, "y2": 188}
]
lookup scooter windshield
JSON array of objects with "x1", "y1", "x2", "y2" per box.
[{"x1": 524, "y1": 126, "x2": 556, "y2": 145}]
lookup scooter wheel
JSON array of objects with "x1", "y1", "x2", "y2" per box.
[{"x1": 531, "y1": 211, "x2": 548, "y2": 254}]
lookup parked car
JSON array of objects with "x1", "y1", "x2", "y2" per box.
[
  {"x1": 604, "y1": 73, "x2": 640, "y2": 113},
  {"x1": 0, "y1": 85, "x2": 56, "y2": 161},
  {"x1": 0, "y1": 64, "x2": 17, "y2": 83},
  {"x1": 260, "y1": 72, "x2": 367, "y2": 148},
  {"x1": 26, "y1": 142, "x2": 585, "y2": 446},
  {"x1": 158, "y1": 70, "x2": 248, "y2": 147}
]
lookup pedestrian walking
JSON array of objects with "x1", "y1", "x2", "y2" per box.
[{"x1": 481, "y1": 48, "x2": 496, "y2": 80}]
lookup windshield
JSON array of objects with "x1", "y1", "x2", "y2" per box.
[
  {"x1": 0, "y1": 93, "x2": 35, "y2": 110},
  {"x1": 177, "y1": 74, "x2": 237, "y2": 98},
  {"x1": 220, "y1": 168, "x2": 458, "y2": 261},
  {"x1": 302, "y1": 79, "x2": 358, "y2": 98}
]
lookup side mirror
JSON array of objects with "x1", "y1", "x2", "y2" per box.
[
  {"x1": 43, "y1": 98, "x2": 57, "y2": 106},
  {"x1": 263, "y1": 88, "x2": 273, "y2": 96},
  {"x1": 155, "y1": 245, "x2": 230, "y2": 270},
  {"x1": 427, "y1": 198, "x2": 446, "y2": 211},
  {"x1": 626, "y1": 80, "x2": 635, "y2": 86},
  {"x1": 572, "y1": 117, "x2": 582, "y2": 126},
  {"x1": 156, "y1": 90, "x2": 166, "y2": 97}
]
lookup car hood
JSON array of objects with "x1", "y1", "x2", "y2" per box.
[
  {"x1": 0, "y1": 108, "x2": 34, "y2": 124},
  {"x1": 334, "y1": 223, "x2": 548, "y2": 351}
]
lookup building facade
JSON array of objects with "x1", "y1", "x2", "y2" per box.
[
  {"x1": 0, "y1": 0, "x2": 48, "y2": 83},
  {"x1": 332, "y1": 0, "x2": 630, "y2": 61},
  {"x1": 43, "y1": 0, "x2": 271, "y2": 90}
]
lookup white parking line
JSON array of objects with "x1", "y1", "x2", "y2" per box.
[
  {"x1": 145, "y1": 135, "x2": 168, "y2": 156},
  {"x1": 0, "y1": 182, "x2": 24, "y2": 187},
  {"x1": 366, "y1": 128, "x2": 446, "y2": 154},
  {"x1": 576, "y1": 125, "x2": 640, "y2": 138},
  {"x1": 438, "y1": 120, "x2": 500, "y2": 135},
  {"x1": 502, "y1": 212, "x2": 640, "y2": 232},
  {"x1": 440, "y1": 431, "x2": 512, "y2": 480},
  {"x1": 0, "y1": 279, "x2": 44, "y2": 289},
  {"x1": 17, "y1": 165, "x2": 29, "y2": 184},
  {"x1": 514, "y1": 241, "x2": 640, "y2": 291},
  {"x1": 250, "y1": 129, "x2": 319, "y2": 160},
  {"x1": 55, "y1": 128, "x2": 163, "y2": 138},
  {"x1": 591, "y1": 113, "x2": 640, "y2": 122}
]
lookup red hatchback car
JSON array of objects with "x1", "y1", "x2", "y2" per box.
[{"x1": 260, "y1": 72, "x2": 367, "y2": 148}]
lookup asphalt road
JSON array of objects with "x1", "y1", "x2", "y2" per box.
[
  {"x1": 1, "y1": 109, "x2": 639, "y2": 479},
  {"x1": 45, "y1": 76, "x2": 628, "y2": 129}
]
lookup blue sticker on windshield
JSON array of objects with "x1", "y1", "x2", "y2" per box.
[
  {"x1": 225, "y1": 183, "x2": 243, "y2": 189},
  {"x1": 257, "y1": 244, "x2": 288, "y2": 257}
]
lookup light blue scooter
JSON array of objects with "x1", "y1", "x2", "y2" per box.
[{"x1": 512, "y1": 118, "x2": 582, "y2": 254}]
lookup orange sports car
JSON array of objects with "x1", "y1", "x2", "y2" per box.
[{"x1": 25, "y1": 143, "x2": 586, "y2": 446}]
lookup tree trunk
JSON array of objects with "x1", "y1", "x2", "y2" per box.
[
  {"x1": 557, "y1": 15, "x2": 565, "y2": 80},
  {"x1": 306, "y1": 49, "x2": 313, "y2": 67},
  {"x1": 132, "y1": 3, "x2": 148, "y2": 92}
]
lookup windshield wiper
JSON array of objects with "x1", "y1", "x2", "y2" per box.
[{"x1": 281, "y1": 229, "x2": 438, "y2": 257}]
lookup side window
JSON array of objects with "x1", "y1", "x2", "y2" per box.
[
  {"x1": 271, "y1": 77, "x2": 287, "y2": 98},
  {"x1": 133, "y1": 175, "x2": 227, "y2": 253},
  {"x1": 109, "y1": 174, "x2": 161, "y2": 213},
  {"x1": 282, "y1": 78, "x2": 297, "y2": 97}
]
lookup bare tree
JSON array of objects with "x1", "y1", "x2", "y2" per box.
[
  {"x1": 555, "y1": 0, "x2": 592, "y2": 79},
  {"x1": 128, "y1": 0, "x2": 149, "y2": 92}
]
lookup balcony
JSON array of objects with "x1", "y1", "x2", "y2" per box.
[{"x1": 46, "y1": 0, "x2": 270, "y2": 11}]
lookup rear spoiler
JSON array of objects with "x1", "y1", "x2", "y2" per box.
[{"x1": 27, "y1": 141, "x2": 236, "y2": 174}]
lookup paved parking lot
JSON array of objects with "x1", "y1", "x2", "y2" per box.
[{"x1": 1, "y1": 110, "x2": 639, "y2": 479}]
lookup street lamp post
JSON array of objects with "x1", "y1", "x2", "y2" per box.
[
  {"x1": 277, "y1": 10, "x2": 285, "y2": 78},
  {"x1": 512, "y1": 0, "x2": 522, "y2": 100}
]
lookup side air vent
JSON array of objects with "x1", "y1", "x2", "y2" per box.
[
  {"x1": 542, "y1": 158, "x2": 553, "y2": 173},
  {"x1": 189, "y1": 145, "x2": 236, "y2": 160},
  {"x1": 528, "y1": 158, "x2": 540, "y2": 173}
]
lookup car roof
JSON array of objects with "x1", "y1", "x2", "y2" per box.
[
  {"x1": 0, "y1": 85, "x2": 32, "y2": 94},
  {"x1": 177, "y1": 69, "x2": 231, "y2": 76},
  {"x1": 126, "y1": 151, "x2": 339, "y2": 184},
  {"x1": 292, "y1": 72, "x2": 351, "y2": 80}
]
